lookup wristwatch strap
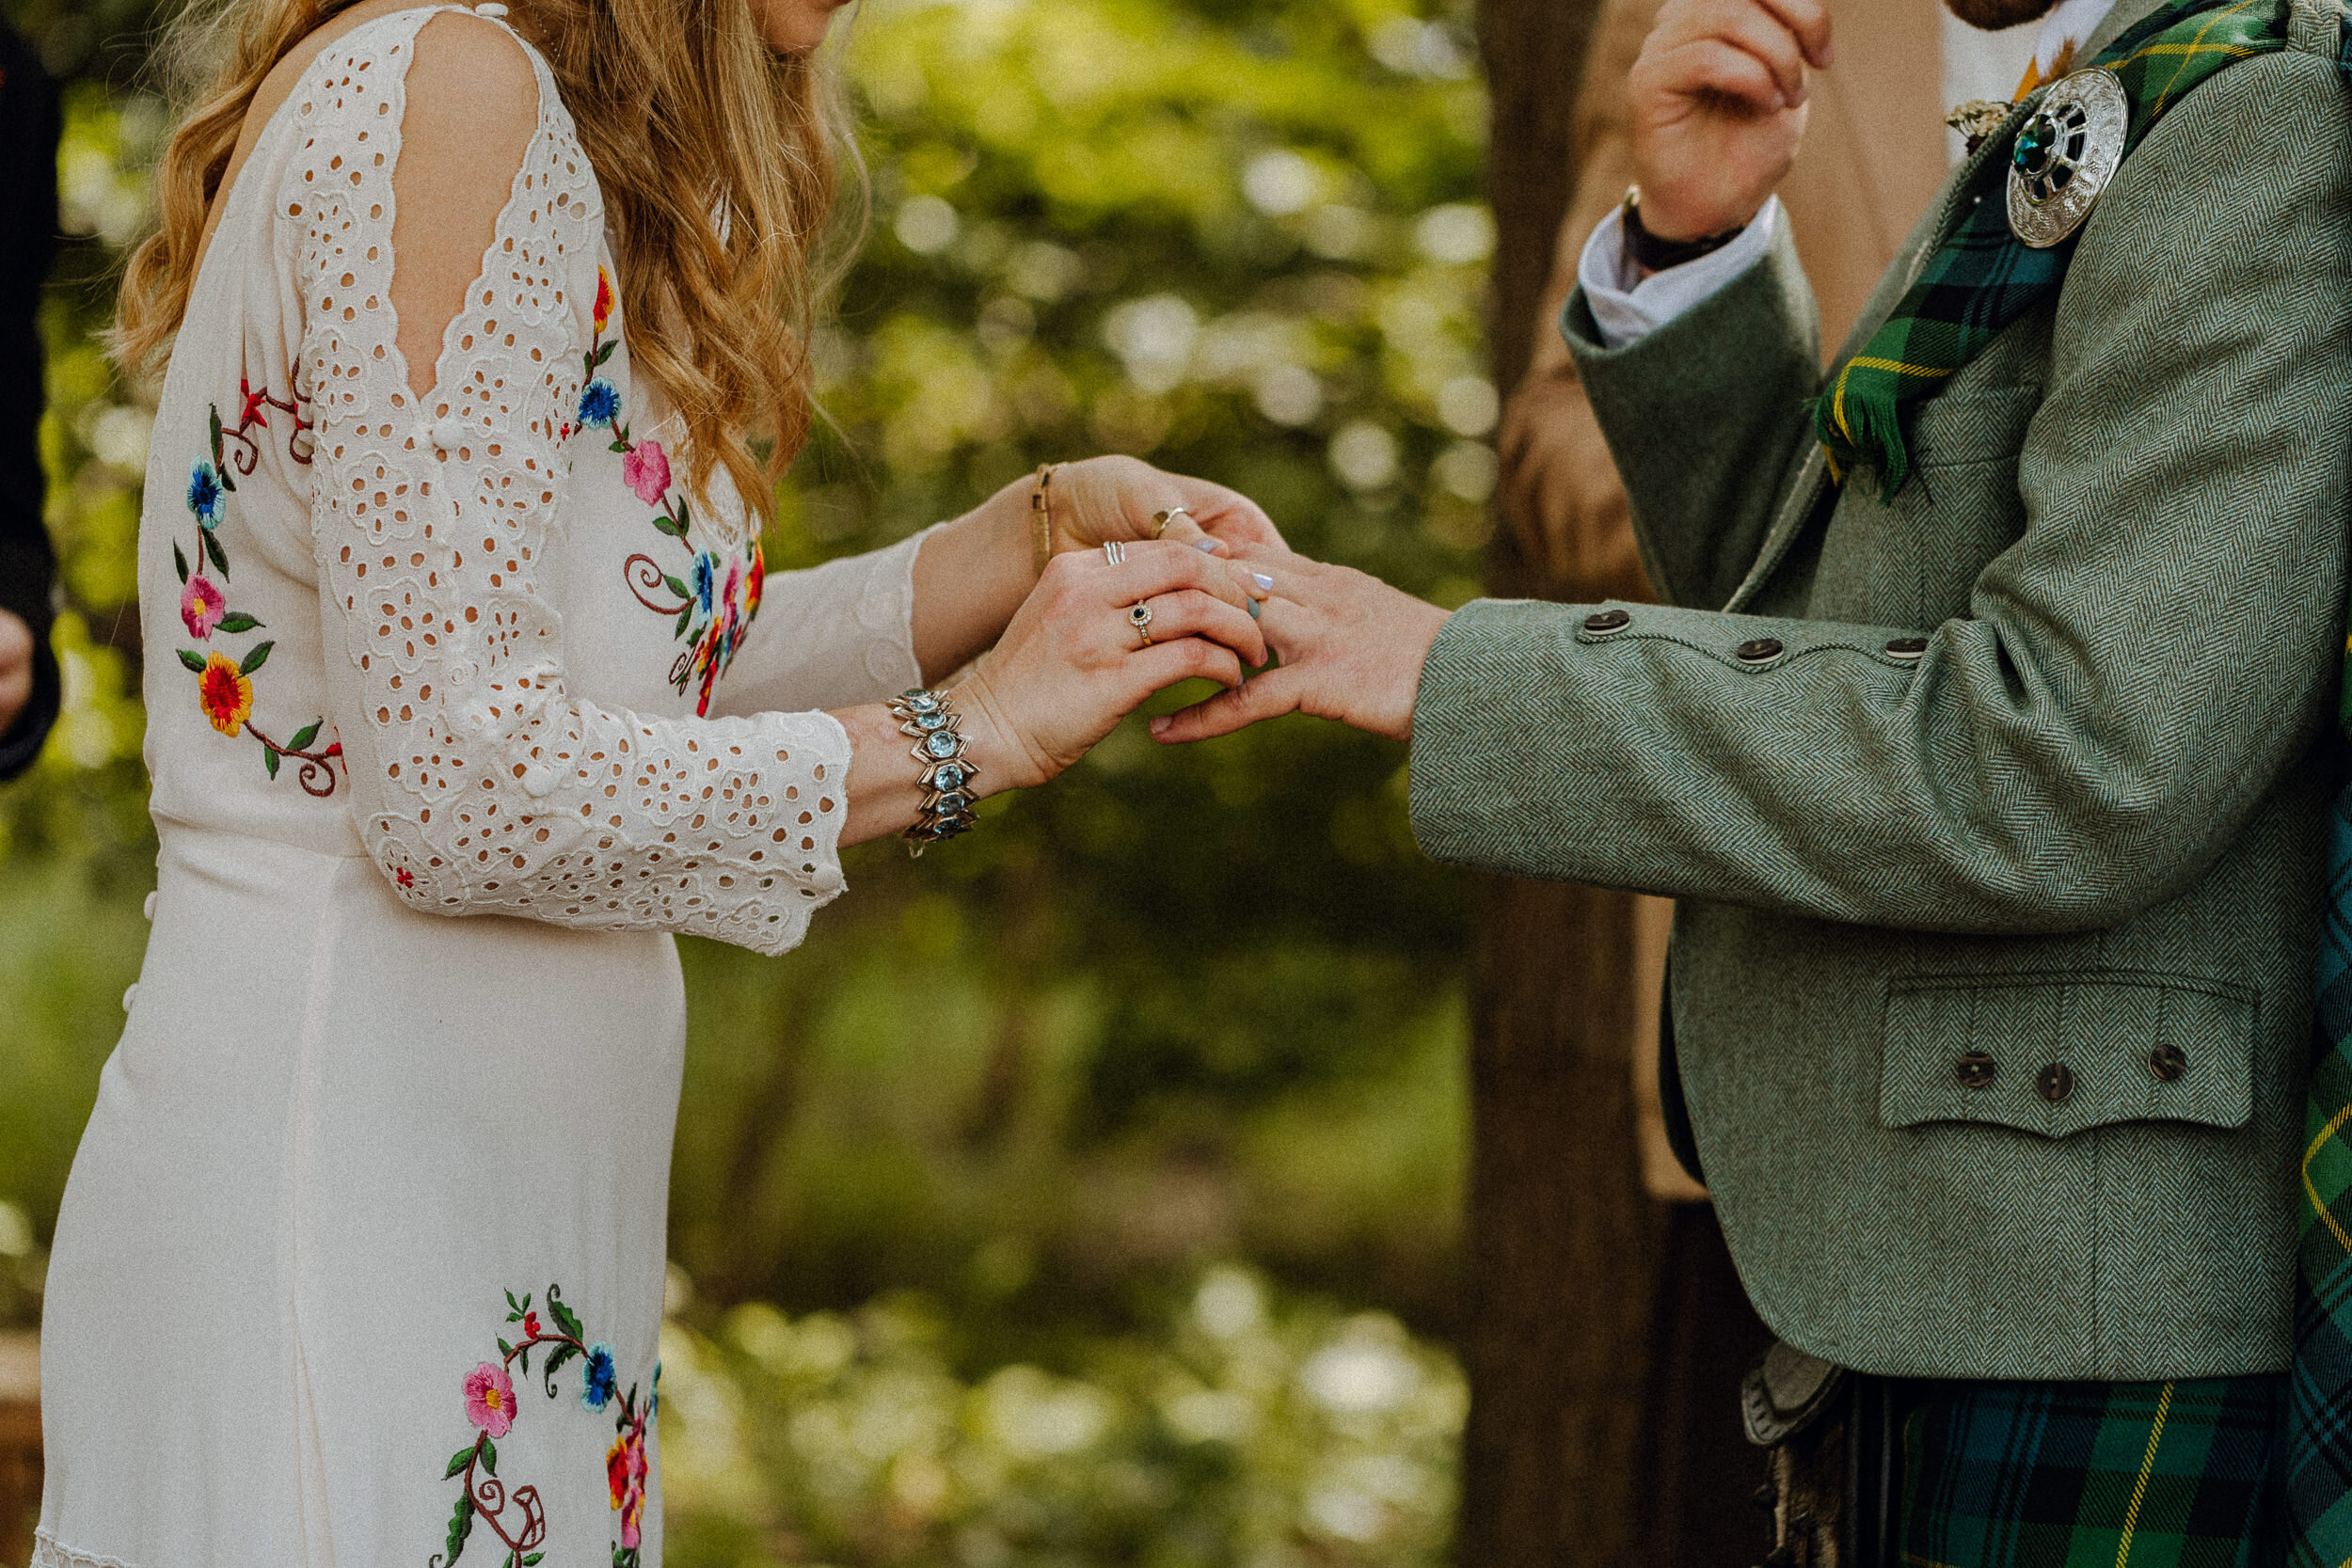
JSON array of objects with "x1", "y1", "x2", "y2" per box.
[{"x1": 1620, "y1": 185, "x2": 1746, "y2": 273}]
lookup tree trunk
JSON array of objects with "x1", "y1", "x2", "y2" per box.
[{"x1": 1464, "y1": 7, "x2": 1772, "y2": 1564}]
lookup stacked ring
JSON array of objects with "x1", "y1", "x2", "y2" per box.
[
  {"x1": 1103, "y1": 540, "x2": 1127, "y2": 566},
  {"x1": 1129, "y1": 601, "x2": 1154, "y2": 647}
]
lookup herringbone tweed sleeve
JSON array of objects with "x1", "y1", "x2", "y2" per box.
[
  {"x1": 1562, "y1": 219, "x2": 1824, "y2": 610},
  {"x1": 1412, "y1": 48, "x2": 2352, "y2": 935}
]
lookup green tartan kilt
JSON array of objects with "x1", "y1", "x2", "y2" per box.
[{"x1": 1899, "y1": 1374, "x2": 2286, "y2": 1568}]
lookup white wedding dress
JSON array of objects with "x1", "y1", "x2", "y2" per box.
[{"x1": 37, "y1": 8, "x2": 929, "y2": 1563}]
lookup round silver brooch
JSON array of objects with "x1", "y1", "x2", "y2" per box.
[{"x1": 2006, "y1": 68, "x2": 2128, "y2": 249}]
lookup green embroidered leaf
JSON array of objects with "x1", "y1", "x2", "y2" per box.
[
  {"x1": 609, "y1": 438, "x2": 630, "y2": 454},
  {"x1": 505, "y1": 1289, "x2": 520, "y2": 1311},
  {"x1": 663, "y1": 576, "x2": 689, "y2": 599},
  {"x1": 239, "y1": 641, "x2": 274, "y2": 675},
  {"x1": 208, "y1": 405, "x2": 225, "y2": 474},
  {"x1": 445, "y1": 1491, "x2": 474, "y2": 1566},
  {"x1": 548, "y1": 1292, "x2": 584, "y2": 1341},
  {"x1": 497, "y1": 1337, "x2": 514, "y2": 1358},
  {"x1": 523, "y1": 1554, "x2": 545, "y2": 1566},
  {"x1": 203, "y1": 530, "x2": 230, "y2": 579},
  {"x1": 444, "y1": 1445, "x2": 474, "y2": 1480},
  {"x1": 519, "y1": 1345, "x2": 531, "y2": 1377},
  {"x1": 177, "y1": 649, "x2": 207, "y2": 673},
  {"x1": 595, "y1": 339, "x2": 616, "y2": 366},
  {"x1": 651, "y1": 515, "x2": 682, "y2": 538},
  {"x1": 544, "y1": 1341, "x2": 580, "y2": 1383},
  {"x1": 674, "y1": 605, "x2": 693, "y2": 639},
  {"x1": 520, "y1": 1292, "x2": 532, "y2": 1310},
  {"x1": 173, "y1": 541, "x2": 188, "y2": 583},
  {"x1": 675, "y1": 497, "x2": 693, "y2": 531},
  {"x1": 263, "y1": 746, "x2": 280, "y2": 780},
  {"x1": 215, "y1": 612, "x2": 262, "y2": 634},
  {"x1": 289, "y1": 720, "x2": 322, "y2": 752},
  {"x1": 480, "y1": 1439, "x2": 497, "y2": 1477}
]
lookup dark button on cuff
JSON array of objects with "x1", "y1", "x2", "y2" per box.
[
  {"x1": 1582, "y1": 609, "x2": 1632, "y2": 638},
  {"x1": 1884, "y1": 637, "x2": 1929, "y2": 661},
  {"x1": 2149, "y1": 1044, "x2": 2188, "y2": 1083},
  {"x1": 2037, "y1": 1062, "x2": 2074, "y2": 1103},
  {"x1": 1954, "y1": 1052, "x2": 1996, "y2": 1089},
  {"x1": 1735, "y1": 638, "x2": 1785, "y2": 665}
]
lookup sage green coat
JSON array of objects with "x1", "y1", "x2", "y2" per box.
[{"x1": 1407, "y1": 0, "x2": 2352, "y2": 1378}]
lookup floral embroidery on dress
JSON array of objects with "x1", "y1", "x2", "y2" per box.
[
  {"x1": 168, "y1": 394, "x2": 343, "y2": 795},
  {"x1": 568, "y1": 265, "x2": 765, "y2": 717},
  {"x1": 431, "y1": 1284, "x2": 656, "y2": 1568}
]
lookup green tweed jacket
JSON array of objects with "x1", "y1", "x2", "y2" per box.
[{"x1": 1408, "y1": 0, "x2": 2352, "y2": 1379}]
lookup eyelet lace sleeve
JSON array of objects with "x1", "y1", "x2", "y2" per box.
[{"x1": 289, "y1": 20, "x2": 850, "y2": 957}]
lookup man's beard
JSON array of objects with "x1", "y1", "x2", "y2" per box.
[{"x1": 1945, "y1": 0, "x2": 2058, "y2": 31}]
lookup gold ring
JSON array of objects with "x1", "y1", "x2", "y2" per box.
[
  {"x1": 1149, "y1": 507, "x2": 1191, "y2": 540},
  {"x1": 1129, "y1": 600, "x2": 1154, "y2": 647}
]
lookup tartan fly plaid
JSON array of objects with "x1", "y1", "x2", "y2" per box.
[
  {"x1": 1810, "y1": 0, "x2": 2289, "y2": 497},
  {"x1": 1902, "y1": 1376, "x2": 2285, "y2": 1568},
  {"x1": 2290, "y1": 757, "x2": 2352, "y2": 1562}
]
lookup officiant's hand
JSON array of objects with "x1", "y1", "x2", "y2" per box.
[
  {"x1": 1627, "y1": 0, "x2": 1831, "y2": 245},
  {"x1": 1046, "y1": 455, "x2": 1286, "y2": 559},
  {"x1": 954, "y1": 540, "x2": 1270, "y2": 791},
  {"x1": 1147, "y1": 550, "x2": 1449, "y2": 746}
]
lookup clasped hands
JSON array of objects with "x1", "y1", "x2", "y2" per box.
[{"x1": 954, "y1": 455, "x2": 1453, "y2": 794}]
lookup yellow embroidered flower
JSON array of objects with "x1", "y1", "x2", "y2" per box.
[{"x1": 198, "y1": 651, "x2": 253, "y2": 736}]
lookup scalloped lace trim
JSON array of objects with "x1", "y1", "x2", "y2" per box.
[{"x1": 34, "y1": 1531, "x2": 143, "y2": 1568}]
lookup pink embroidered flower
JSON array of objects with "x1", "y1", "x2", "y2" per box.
[
  {"x1": 621, "y1": 439, "x2": 670, "y2": 506},
  {"x1": 464, "y1": 1362, "x2": 517, "y2": 1437},
  {"x1": 180, "y1": 576, "x2": 227, "y2": 639}
]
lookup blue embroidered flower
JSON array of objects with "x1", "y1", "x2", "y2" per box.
[
  {"x1": 690, "y1": 551, "x2": 719, "y2": 615},
  {"x1": 187, "y1": 461, "x2": 225, "y2": 528},
  {"x1": 581, "y1": 1341, "x2": 618, "y2": 1411},
  {"x1": 577, "y1": 378, "x2": 621, "y2": 430}
]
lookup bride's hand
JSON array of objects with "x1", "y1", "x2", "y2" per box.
[
  {"x1": 1046, "y1": 455, "x2": 1287, "y2": 558},
  {"x1": 954, "y1": 540, "x2": 1270, "y2": 791}
]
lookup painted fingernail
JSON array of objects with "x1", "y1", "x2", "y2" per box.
[
  {"x1": 1246, "y1": 598, "x2": 1262, "y2": 620},
  {"x1": 1193, "y1": 538, "x2": 1221, "y2": 553},
  {"x1": 1251, "y1": 573, "x2": 1275, "y2": 593}
]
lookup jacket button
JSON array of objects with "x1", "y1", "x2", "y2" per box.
[
  {"x1": 2037, "y1": 1063, "x2": 2074, "y2": 1103},
  {"x1": 1582, "y1": 609, "x2": 1632, "y2": 637},
  {"x1": 1884, "y1": 637, "x2": 1929, "y2": 661},
  {"x1": 2149, "y1": 1044, "x2": 2188, "y2": 1082},
  {"x1": 1736, "y1": 638, "x2": 1785, "y2": 665},
  {"x1": 1954, "y1": 1052, "x2": 1996, "y2": 1088}
]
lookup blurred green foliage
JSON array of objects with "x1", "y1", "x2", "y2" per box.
[{"x1": 0, "y1": 0, "x2": 1489, "y2": 1555}]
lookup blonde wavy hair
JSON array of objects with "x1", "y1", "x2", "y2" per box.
[{"x1": 115, "y1": 0, "x2": 856, "y2": 529}]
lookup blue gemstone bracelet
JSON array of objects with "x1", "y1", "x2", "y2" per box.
[{"x1": 888, "y1": 688, "x2": 979, "y2": 857}]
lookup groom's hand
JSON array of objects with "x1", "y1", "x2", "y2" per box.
[
  {"x1": 1628, "y1": 0, "x2": 1830, "y2": 245},
  {"x1": 1150, "y1": 552, "x2": 1450, "y2": 746}
]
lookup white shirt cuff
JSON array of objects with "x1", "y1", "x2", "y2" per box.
[{"x1": 1577, "y1": 196, "x2": 1783, "y2": 351}]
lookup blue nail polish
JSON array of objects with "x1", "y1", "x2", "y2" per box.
[
  {"x1": 1247, "y1": 597, "x2": 1262, "y2": 620},
  {"x1": 1251, "y1": 573, "x2": 1275, "y2": 592},
  {"x1": 1193, "y1": 539, "x2": 1219, "y2": 553}
]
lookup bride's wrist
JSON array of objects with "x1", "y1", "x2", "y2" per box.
[{"x1": 949, "y1": 666, "x2": 1049, "y2": 796}]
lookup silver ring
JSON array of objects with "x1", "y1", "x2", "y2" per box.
[
  {"x1": 1129, "y1": 600, "x2": 1153, "y2": 647},
  {"x1": 1103, "y1": 540, "x2": 1127, "y2": 566},
  {"x1": 1149, "y1": 507, "x2": 1191, "y2": 540}
]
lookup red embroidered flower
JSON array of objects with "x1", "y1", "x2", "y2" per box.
[
  {"x1": 179, "y1": 576, "x2": 226, "y2": 639},
  {"x1": 743, "y1": 546, "x2": 764, "y2": 620},
  {"x1": 621, "y1": 438, "x2": 670, "y2": 507},
  {"x1": 522, "y1": 1310, "x2": 542, "y2": 1338},
  {"x1": 594, "y1": 267, "x2": 615, "y2": 335},
  {"x1": 464, "y1": 1362, "x2": 517, "y2": 1438},
  {"x1": 606, "y1": 1432, "x2": 632, "y2": 1506},
  {"x1": 395, "y1": 867, "x2": 415, "y2": 889},
  {"x1": 198, "y1": 652, "x2": 252, "y2": 737}
]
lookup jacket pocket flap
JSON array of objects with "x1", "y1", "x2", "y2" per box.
[{"x1": 1880, "y1": 971, "x2": 2253, "y2": 1137}]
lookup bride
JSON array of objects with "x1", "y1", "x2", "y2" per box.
[{"x1": 33, "y1": 0, "x2": 1276, "y2": 1560}]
